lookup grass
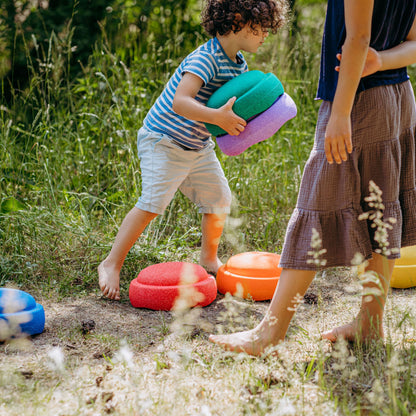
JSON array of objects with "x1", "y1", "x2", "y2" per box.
[
  {"x1": 1, "y1": 1, "x2": 416, "y2": 415},
  {"x1": 0, "y1": 2, "x2": 324, "y2": 297}
]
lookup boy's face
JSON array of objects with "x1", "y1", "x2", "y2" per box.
[{"x1": 238, "y1": 24, "x2": 269, "y2": 53}]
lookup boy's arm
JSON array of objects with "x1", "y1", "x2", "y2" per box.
[
  {"x1": 336, "y1": 15, "x2": 416, "y2": 76},
  {"x1": 172, "y1": 72, "x2": 246, "y2": 136},
  {"x1": 324, "y1": 0, "x2": 373, "y2": 165}
]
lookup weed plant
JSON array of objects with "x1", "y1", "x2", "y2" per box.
[{"x1": 1, "y1": 2, "x2": 416, "y2": 415}]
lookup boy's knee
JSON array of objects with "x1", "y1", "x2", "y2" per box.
[
  {"x1": 216, "y1": 189, "x2": 233, "y2": 214},
  {"x1": 216, "y1": 185, "x2": 232, "y2": 211},
  {"x1": 221, "y1": 185, "x2": 232, "y2": 206}
]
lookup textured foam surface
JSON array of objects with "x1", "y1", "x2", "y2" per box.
[
  {"x1": 0, "y1": 288, "x2": 45, "y2": 340},
  {"x1": 129, "y1": 262, "x2": 217, "y2": 310},
  {"x1": 216, "y1": 252, "x2": 282, "y2": 301},
  {"x1": 390, "y1": 246, "x2": 416, "y2": 288},
  {"x1": 207, "y1": 70, "x2": 265, "y2": 109},
  {"x1": 0, "y1": 288, "x2": 36, "y2": 313},
  {"x1": 205, "y1": 71, "x2": 284, "y2": 137},
  {"x1": 216, "y1": 93, "x2": 297, "y2": 156}
]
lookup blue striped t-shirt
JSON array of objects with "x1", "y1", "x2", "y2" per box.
[{"x1": 143, "y1": 37, "x2": 248, "y2": 149}]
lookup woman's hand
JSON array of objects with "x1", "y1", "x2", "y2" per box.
[{"x1": 324, "y1": 113, "x2": 353, "y2": 164}]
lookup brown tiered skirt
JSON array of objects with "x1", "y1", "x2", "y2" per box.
[{"x1": 280, "y1": 81, "x2": 416, "y2": 270}]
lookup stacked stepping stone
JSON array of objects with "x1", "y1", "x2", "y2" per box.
[{"x1": 204, "y1": 70, "x2": 297, "y2": 156}]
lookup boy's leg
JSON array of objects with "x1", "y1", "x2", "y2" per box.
[
  {"x1": 209, "y1": 268, "x2": 316, "y2": 356},
  {"x1": 98, "y1": 207, "x2": 158, "y2": 300},
  {"x1": 177, "y1": 141, "x2": 231, "y2": 274},
  {"x1": 199, "y1": 213, "x2": 227, "y2": 274},
  {"x1": 322, "y1": 252, "x2": 395, "y2": 342}
]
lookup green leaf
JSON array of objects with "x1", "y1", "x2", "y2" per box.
[{"x1": 1, "y1": 197, "x2": 26, "y2": 214}]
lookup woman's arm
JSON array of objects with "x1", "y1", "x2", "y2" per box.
[
  {"x1": 336, "y1": 15, "x2": 416, "y2": 76},
  {"x1": 324, "y1": 0, "x2": 374, "y2": 165},
  {"x1": 172, "y1": 72, "x2": 246, "y2": 136},
  {"x1": 377, "y1": 15, "x2": 416, "y2": 71}
]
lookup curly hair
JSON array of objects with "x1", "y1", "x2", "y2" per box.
[{"x1": 201, "y1": 0, "x2": 288, "y2": 37}]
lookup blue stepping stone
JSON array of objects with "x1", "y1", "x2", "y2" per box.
[{"x1": 0, "y1": 288, "x2": 45, "y2": 340}]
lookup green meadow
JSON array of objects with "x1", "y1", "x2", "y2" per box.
[{"x1": 1, "y1": 1, "x2": 415, "y2": 415}]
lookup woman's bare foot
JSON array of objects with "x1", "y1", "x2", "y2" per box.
[
  {"x1": 200, "y1": 257, "x2": 223, "y2": 275},
  {"x1": 98, "y1": 261, "x2": 121, "y2": 300},
  {"x1": 321, "y1": 319, "x2": 384, "y2": 344},
  {"x1": 209, "y1": 327, "x2": 281, "y2": 356}
]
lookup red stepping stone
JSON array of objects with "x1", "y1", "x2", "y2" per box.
[{"x1": 129, "y1": 262, "x2": 217, "y2": 310}]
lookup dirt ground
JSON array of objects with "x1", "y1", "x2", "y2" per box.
[
  {"x1": 2, "y1": 268, "x2": 415, "y2": 366},
  {"x1": 0, "y1": 269, "x2": 415, "y2": 415},
  {"x1": 0, "y1": 290, "x2": 266, "y2": 364}
]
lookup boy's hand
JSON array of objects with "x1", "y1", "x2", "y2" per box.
[
  {"x1": 335, "y1": 47, "x2": 382, "y2": 77},
  {"x1": 216, "y1": 97, "x2": 247, "y2": 136},
  {"x1": 172, "y1": 73, "x2": 246, "y2": 135}
]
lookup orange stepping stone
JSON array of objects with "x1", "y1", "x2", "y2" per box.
[{"x1": 217, "y1": 252, "x2": 282, "y2": 300}]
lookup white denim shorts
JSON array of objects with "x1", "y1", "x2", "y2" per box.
[{"x1": 135, "y1": 126, "x2": 232, "y2": 215}]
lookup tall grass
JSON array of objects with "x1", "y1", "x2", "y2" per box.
[{"x1": 0, "y1": 4, "x2": 323, "y2": 296}]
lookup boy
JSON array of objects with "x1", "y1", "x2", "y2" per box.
[{"x1": 99, "y1": 0, "x2": 288, "y2": 300}]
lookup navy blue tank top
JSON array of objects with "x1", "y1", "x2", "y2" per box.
[{"x1": 317, "y1": 0, "x2": 416, "y2": 101}]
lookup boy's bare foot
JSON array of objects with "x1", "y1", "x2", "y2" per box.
[
  {"x1": 321, "y1": 319, "x2": 384, "y2": 344},
  {"x1": 98, "y1": 261, "x2": 121, "y2": 300},
  {"x1": 200, "y1": 257, "x2": 223, "y2": 275},
  {"x1": 209, "y1": 328, "x2": 280, "y2": 356}
]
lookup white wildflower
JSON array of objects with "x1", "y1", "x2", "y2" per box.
[
  {"x1": 268, "y1": 397, "x2": 297, "y2": 415},
  {"x1": 115, "y1": 340, "x2": 134, "y2": 369},
  {"x1": 365, "y1": 378, "x2": 385, "y2": 408},
  {"x1": 47, "y1": 346, "x2": 65, "y2": 372},
  {"x1": 199, "y1": 405, "x2": 212, "y2": 416},
  {"x1": 307, "y1": 228, "x2": 327, "y2": 267},
  {"x1": 359, "y1": 180, "x2": 399, "y2": 256}
]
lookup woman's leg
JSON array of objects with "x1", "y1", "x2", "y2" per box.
[
  {"x1": 322, "y1": 252, "x2": 395, "y2": 342},
  {"x1": 209, "y1": 268, "x2": 316, "y2": 356},
  {"x1": 98, "y1": 207, "x2": 158, "y2": 300}
]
